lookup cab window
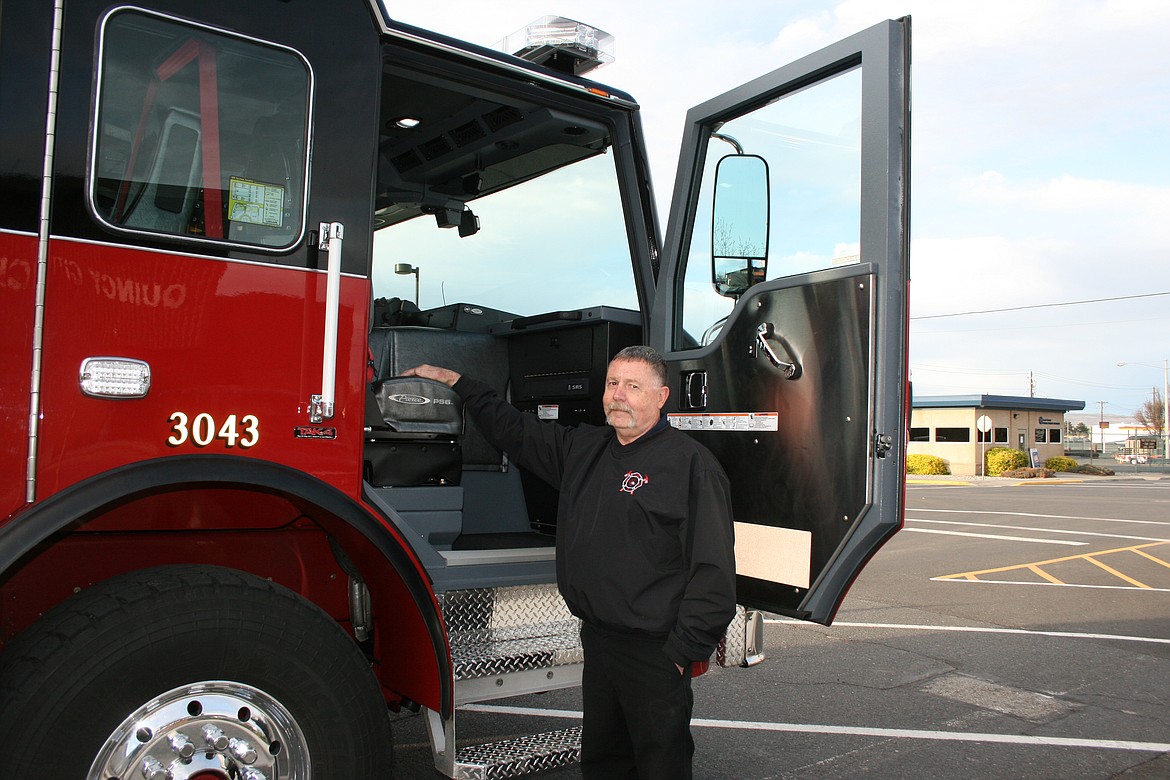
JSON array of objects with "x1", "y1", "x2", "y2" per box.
[
  {"x1": 677, "y1": 67, "x2": 862, "y2": 348},
  {"x1": 90, "y1": 9, "x2": 311, "y2": 251}
]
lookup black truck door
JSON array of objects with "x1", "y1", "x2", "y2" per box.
[{"x1": 652, "y1": 18, "x2": 911, "y2": 623}]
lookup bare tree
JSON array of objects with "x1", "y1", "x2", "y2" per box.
[
  {"x1": 1134, "y1": 388, "x2": 1166, "y2": 438},
  {"x1": 713, "y1": 218, "x2": 764, "y2": 258}
]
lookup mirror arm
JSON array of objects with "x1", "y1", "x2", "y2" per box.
[{"x1": 711, "y1": 132, "x2": 744, "y2": 154}]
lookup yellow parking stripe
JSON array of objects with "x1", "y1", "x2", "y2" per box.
[
  {"x1": 1028, "y1": 565, "x2": 1064, "y2": 585},
  {"x1": 937, "y1": 541, "x2": 1170, "y2": 588},
  {"x1": 1133, "y1": 548, "x2": 1170, "y2": 569},
  {"x1": 1084, "y1": 556, "x2": 1151, "y2": 589}
]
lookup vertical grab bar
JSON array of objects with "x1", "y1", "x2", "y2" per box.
[{"x1": 311, "y1": 221, "x2": 343, "y2": 423}]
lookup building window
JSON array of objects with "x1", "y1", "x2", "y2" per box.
[
  {"x1": 995, "y1": 427, "x2": 1008, "y2": 443},
  {"x1": 977, "y1": 428, "x2": 993, "y2": 443},
  {"x1": 1049, "y1": 429, "x2": 1061, "y2": 443},
  {"x1": 935, "y1": 427, "x2": 971, "y2": 443},
  {"x1": 910, "y1": 427, "x2": 929, "y2": 442},
  {"x1": 1035, "y1": 429, "x2": 1048, "y2": 443}
]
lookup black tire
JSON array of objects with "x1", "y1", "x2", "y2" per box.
[{"x1": 0, "y1": 565, "x2": 393, "y2": 778}]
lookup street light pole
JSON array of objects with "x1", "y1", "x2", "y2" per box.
[{"x1": 394, "y1": 263, "x2": 420, "y2": 306}]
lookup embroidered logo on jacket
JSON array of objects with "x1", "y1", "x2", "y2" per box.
[{"x1": 620, "y1": 471, "x2": 650, "y2": 494}]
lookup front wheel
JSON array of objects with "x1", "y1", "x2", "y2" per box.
[{"x1": 0, "y1": 565, "x2": 393, "y2": 778}]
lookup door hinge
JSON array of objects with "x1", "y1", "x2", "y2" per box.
[{"x1": 874, "y1": 432, "x2": 894, "y2": 458}]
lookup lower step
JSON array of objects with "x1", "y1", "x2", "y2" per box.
[{"x1": 454, "y1": 727, "x2": 582, "y2": 780}]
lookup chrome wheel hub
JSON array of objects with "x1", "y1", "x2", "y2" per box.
[{"x1": 87, "y1": 681, "x2": 309, "y2": 780}]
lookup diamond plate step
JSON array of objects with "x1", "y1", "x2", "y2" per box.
[
  {"x1": 452, "y1": 619, "x2": 583, "y2": 680},
  {"x1": 442, "y1": 586, "x2": 582, "y2": 681},
  {"x1": 454, "y1": 727, "x2": 581, "y2": 780}
]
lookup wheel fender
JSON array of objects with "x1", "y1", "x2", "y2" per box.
[{"x1": 0, "y1": 454, "x2": 453, "y2": 717}]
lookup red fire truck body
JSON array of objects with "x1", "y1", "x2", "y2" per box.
[{"x1": 0, "y1": 1, "x2": 910, "y2": 776}]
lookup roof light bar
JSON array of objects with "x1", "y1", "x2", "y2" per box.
[{"x1": 497, "y1": 16, "x2": 615, "y2": 76}]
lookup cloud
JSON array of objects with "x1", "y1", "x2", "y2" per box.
[
  {"x1": 961, "y1": 172, "x2": 1170, "y2": 222},
  {"x1": 389, "y1": 1, "x2": 1170, "y2": 414}
]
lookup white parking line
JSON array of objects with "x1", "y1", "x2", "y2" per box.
[
  {"x1": 930, "y1": 578, "x2": 1170, "y2": 593},
  {"x1": 909, "y1": 508, "x2": 1170, "y2": 528},
  {"x1": 764, "y1": 618, "x2": 1170, "y2": 645},
  {"x1": 460, "y1": 703, "x2": 1170, "y2": 754},
  {"x1": 907, "y1": 517, "x2": 1170, "y2": 544},
  {"x1": 902, "y1": 528, "x2": 1086, "y2": 545}
]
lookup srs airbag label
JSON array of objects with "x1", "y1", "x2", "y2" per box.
[{"x1": 667, "y1": 412, "x2": 778, "y2": 432}]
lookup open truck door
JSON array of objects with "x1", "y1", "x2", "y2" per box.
[{"x1": 652, "y1": 18, "x2": 911, "y2": 623}]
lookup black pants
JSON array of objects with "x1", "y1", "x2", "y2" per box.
[{"x1": 579, "y1": 623, "x2": 694, "y2": 780}]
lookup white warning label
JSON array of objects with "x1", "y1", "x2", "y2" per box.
[{"x1": 667, "y1": 412, "x2": 779, "y2": 432}]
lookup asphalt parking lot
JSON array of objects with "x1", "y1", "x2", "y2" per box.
[{"x1": 393, "y1": 475, "x2": 1170, "y2": 778}]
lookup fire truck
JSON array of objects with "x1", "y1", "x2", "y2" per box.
[{"x1": 0, "y1": 1, "x2": 910, "y2": 777}]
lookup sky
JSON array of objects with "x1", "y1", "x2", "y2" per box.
[{"x1": 392, "y1": 0, "x2": 1170, "y2": 419}]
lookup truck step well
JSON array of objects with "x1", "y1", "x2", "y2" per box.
[
  {"x1": 442, "y1": 585, "x2": 583, "y2": 683},
  {"x1": 453, "y1": 727, "x2": 582, "y2": 780},
  {"x1": 429, "y1": 585, "x2": 585, "y2": 778},
  {"x1": 453, "y1": 619, "x2": 582, "y2": 680}
]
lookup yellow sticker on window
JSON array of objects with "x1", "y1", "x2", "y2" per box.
[{"x1": 228, "y1": 177, "x2": 285, "y2": 228}]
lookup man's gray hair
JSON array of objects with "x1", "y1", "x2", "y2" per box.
[{"x1": 611, "y1": 345, "x2": 667, "y2": 386}]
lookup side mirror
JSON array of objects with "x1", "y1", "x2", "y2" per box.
[{"x1": 711, "y1": 154, "x2": 769, "y2": 298}]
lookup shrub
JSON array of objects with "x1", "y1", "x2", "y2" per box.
[
  {"x1": 1074, "y1": 464, "x2": 1115, "y2": 476},
  {"x1": 907, "y1": 454, "x2": 950, "y2": 475},
  {"x1": 1045, "y1": 456, "x2": 1078, "y2": 472},
  {"x1": 1002, "y1": 467, "x2": 1054, "y2": 479},
  {"x1": 985, "y1": 446, "x2": 1028, "y2": 476}
]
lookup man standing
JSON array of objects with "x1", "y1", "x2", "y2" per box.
[{"x1": 405, "y1": 345, "x2": 736, "y2": 779}]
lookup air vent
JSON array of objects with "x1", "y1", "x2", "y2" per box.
[
  {"x1": 419, "y1": 136, "x2": 454, "y2": 161},
  {"x1": 450, "y1": 120, "x2": 487, "y2": 148},
  {"x1": 392, "y1": 149, "x2": 424, "y2": 174},
  {"x1": 484, "y1": 105, "x2": 523, "y2": 132}
]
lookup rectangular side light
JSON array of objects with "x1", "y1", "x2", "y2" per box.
[{"x1": 79, "y1": 357, "x2": 152, "y2": 398}]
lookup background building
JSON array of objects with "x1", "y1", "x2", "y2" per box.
[
  {"x1": 1063, "y1": 412, "x2": 1148, "y2": 457},
  {"x1": 910, "y1": 395, "x2": 1086, "y2": 476}
]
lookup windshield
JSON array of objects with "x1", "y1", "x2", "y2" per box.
[
  {"x1": 372, "y1": 151, "x2": 636, "y2": 315},
  {"x1": 370, "y1": 57, "x2": 638, "y2": 318}
]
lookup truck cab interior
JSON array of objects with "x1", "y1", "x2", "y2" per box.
[{"x1": 364, "y1": 43, "x2": 647, "y2": 588}]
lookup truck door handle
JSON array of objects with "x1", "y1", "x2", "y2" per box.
[{"x1": 755, "y1": 323, "x2": 801, "y2": 380}]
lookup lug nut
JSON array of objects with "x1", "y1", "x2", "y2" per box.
[
  {"x1": 169, "y1": 732, "x2": 196, "y2": 759},
  {"x1": 202, "y1": 724, "x2": 230, "y2": 751},
  {"x1": 241, "y1": 767, "x2": 269, "y2": 780},
  {"x1": 140, "y1": 755, "x2": 171, "y2": 780},
  {"x1": 229, "y1": 737, "x2": 258, "y2": 764}
]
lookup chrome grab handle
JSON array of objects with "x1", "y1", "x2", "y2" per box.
[
  {"x1": 311, "y1": 221, "x2": 343, "y2": 422},
  {"x1": 755, "y1": 322, "x2": 800, "y2": 380}
]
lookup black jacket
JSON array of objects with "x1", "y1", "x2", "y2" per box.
[{"x1": 453, "y1": 377, "x2": 737, "y2": 666}]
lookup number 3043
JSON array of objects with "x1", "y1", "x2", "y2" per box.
[{"x1": 167, "y1": 412, "x2": 259, "y2": 448}]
